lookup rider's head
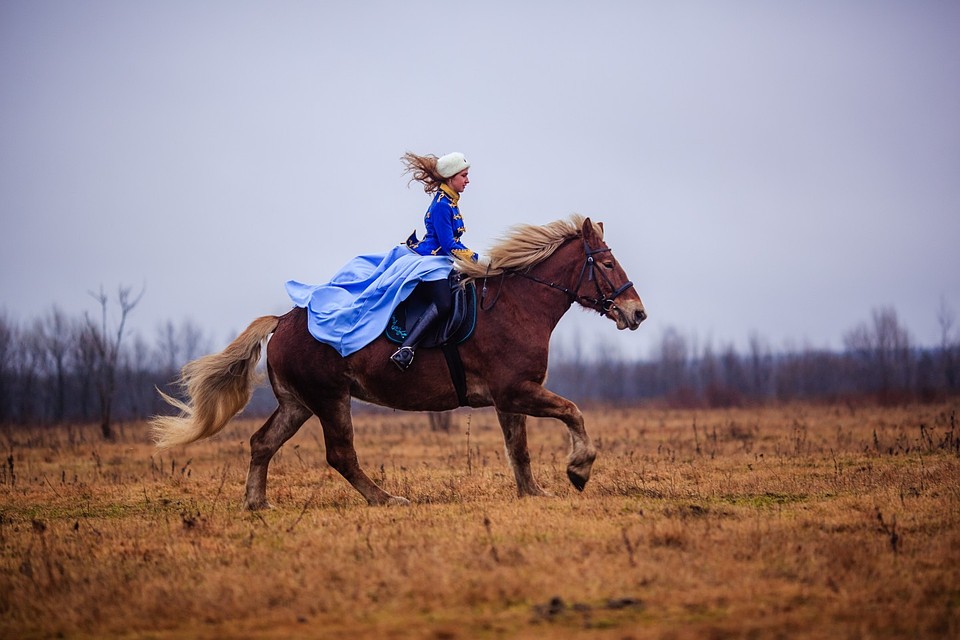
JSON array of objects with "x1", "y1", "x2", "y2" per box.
[{"x1": 402, "y1": 151, "x2": 471, "y2": 194}]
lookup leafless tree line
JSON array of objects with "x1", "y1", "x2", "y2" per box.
[
  {"x1": 1, "y1": 300, "x2": 958, "y2": 434},
  {"x1": 0, "y1": 287, "x2": 211, "y2": 435},
  {"x1": 547, "y1": 304, "x2": 960, "y2": 407}
]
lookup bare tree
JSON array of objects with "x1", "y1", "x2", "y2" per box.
[
  {"x1": 747, "y1": 331, "x2": 773, "y2": 399},
  {"x1": 12, "y1": 327, "x2": 43, "y2": 423},
  {"x1": 656, "y1": 326, "x2": 690, "y2": 399},
  {"x1": 125, "y1": 334, "x2": 156, "y2": 419},
  {"x1": 716, "y1": 342, "x2": 747, "y2": 406},
  {"x1": 36, "y1": 307, "x2": 73, "y2": 422},
  {"x1": 156, "y1": 318, "x2": 209, "y2": 377},
  {"x1": 937, "y1": 296, "x2": 955, "y2": 347},
  {"x1": 74, "y1": 319, "x2": 99, "y2": 422},
  {"x1": 180, "y1": 319, "x2": 208, "y2": 364},
  {"x1": 937, "y1": 296, "x2": 958, "y2": 392},
  {"x1": 156, "y1": 320, "x2": 182, "y2": 376},
  {"x1": 844, "y1": 306, "x2": 912, "y2": 400},
  {"x1": 86, "y1": 285, "x2": 144, "y2": 440},
  {"x1": 698, "y1": 341, "x2": 719, "y2": 403},
  {"x1": 0, "y1": 313, "x2": 17, "y2": 424}
]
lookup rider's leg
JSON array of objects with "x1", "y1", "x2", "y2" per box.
[{"x1": 390, "y1": 278, "x2": 451, "y2": 371}]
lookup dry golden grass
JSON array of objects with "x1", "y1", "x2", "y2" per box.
[{"x1": 1, "y1": 402, "x2": 958, "y2": 639}]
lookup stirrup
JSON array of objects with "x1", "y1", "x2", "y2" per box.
[{"x1": 390, "y1": 346, "x2": 415, "y2": 371}]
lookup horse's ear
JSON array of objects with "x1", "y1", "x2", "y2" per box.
[
  {"x1": 583, "y1": 217, "x2": 604, "y2": 242},
  {"x1": 594, "y1": 220, "x2": 605, "y2": 239}
]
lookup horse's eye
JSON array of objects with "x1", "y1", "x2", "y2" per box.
[{"x1": 602, "y1": 260, "x2": 614, "y2": 269}]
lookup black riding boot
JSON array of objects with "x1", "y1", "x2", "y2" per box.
[{"x1": 390, "y1": 303, "x2": 440, "y2": 371}]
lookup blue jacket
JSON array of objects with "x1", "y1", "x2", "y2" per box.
[{"x1": 406, "y1": 184, "x2": 478, "y2": 262}]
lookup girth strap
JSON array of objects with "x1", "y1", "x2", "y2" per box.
[{"x1": 441, "y1": 343, "x2": 469, "y2": 407}]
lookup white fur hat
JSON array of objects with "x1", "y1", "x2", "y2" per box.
[{"x1": 436, "y1": 152, "x2": 470, "y2": 178}]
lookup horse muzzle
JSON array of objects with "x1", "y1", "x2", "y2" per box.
[{"x1": 613, "y1": 301, "x2": 647, "y2": 331}]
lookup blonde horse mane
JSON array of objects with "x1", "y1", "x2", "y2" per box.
[{"x1": 456, "y1": 214, "x2": 601, "y2": 281}]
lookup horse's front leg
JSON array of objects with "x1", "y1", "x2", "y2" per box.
[
  {"x1": 494, "y1": 383, "x2": 597, "y2": 492},
  {"x1": 495, "y1": 410, "x2": 550, "y2": 497},
  {"x1": 314, "y1": 395, "x2": 410, "y2": 506}
]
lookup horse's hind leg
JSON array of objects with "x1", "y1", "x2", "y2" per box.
[
  {"x1": 496, "y1": 410, "x2": 550, "y2": 497},
  {"x1": 244, "y1": 399, "x2": 312, "y2": 510},
  {"x1": 315, "y1": 395, "x2": 409, "y2": 506}
]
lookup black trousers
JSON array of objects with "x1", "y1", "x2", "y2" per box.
[{"x1": 420, "y1": 277, "x2": 452, "y2": 316}]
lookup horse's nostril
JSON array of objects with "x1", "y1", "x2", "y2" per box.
[{"x1": 638, "y1": 310, "x2": 648, "y2": 323}]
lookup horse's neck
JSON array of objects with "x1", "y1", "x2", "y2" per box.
[{"x1": 499, "y1": 242, "x2": 579, "y2": 333}]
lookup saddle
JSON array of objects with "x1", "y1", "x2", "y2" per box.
[
  {"x1": 385, "y1": 272, "x2": 476, "y2": 348},
  {"x1": 384, "y1": 272, "x2": 476, "y2": 407}
]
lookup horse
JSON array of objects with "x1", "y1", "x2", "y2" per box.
[{"x1": 151, "y1": 215, "x2": 646, "y2": 509}]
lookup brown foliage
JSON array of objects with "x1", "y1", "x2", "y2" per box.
[{"x1": 1, "y1": 402, "x2": 958, "y2": 638}]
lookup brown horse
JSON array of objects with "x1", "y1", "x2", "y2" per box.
[{"x1": 151, "y1": 215, "x2": 646, "y2": 509}]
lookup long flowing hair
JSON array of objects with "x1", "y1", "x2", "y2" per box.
[{"x1": 401, "y1": 152, "x2": 446, "y2": 193}]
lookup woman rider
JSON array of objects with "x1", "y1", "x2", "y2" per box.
[
  {"x1": 392, "y1": 151, "x2": 478, "y2": 369},
  {"x1": 284, "y1": 151, "x2": 480, "y2": 372}
]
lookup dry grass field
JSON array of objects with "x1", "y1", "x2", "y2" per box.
[{"x1": 1, "y1": 401, "x2": 958, "y2": 639}]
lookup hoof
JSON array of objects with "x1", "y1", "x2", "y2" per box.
[
  {"x1": 243, "y1": 499, "x2": 273, "y2": 511},
  {"x1": 567, "y1": 470, "x2": 589, "y2": 492},
  {"x1": 566, "y1": 447, "x2": 596, "y2": 492},
  {"x1": 518, "y1": 485, "x2": 552, "y2": 498},
  {"x1": 384, "y1": 496, "x2": 411, "y2": 507}
]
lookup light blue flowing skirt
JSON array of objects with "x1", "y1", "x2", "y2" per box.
[{"x1": 285, "y1": 244, "x2": 453, "y2": 356}]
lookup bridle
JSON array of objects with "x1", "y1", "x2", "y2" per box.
[{"x1": 480, "y1": 235, "x2": 635, "y2": 317}]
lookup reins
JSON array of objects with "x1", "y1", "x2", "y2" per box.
[
  {"x1": 479, "y1": 235, "x2": 635, "y2": 317},
  {"x1": 479, "y1": 270, "x2": 506, "y2": 311}
]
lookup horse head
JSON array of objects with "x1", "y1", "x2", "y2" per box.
[
  {"x1": 460, "y1": 214, "x2": 647, "y2": 330},
  {"x1": 577, "y1": 217, "x2": 647, "y2": 331}
]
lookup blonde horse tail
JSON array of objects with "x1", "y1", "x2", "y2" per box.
[{"x1": 150, "y1": 315, "x2": 280, "y2": 449}]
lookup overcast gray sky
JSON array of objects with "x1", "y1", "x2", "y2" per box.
[{"x1": 2, "y1": 1, "x2": 958, "y2": 359}]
